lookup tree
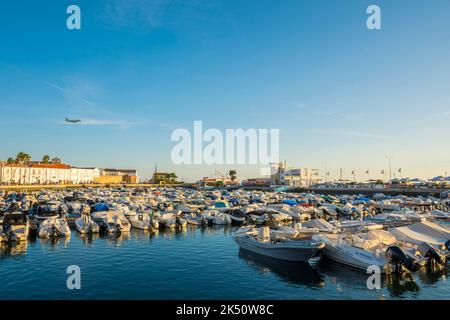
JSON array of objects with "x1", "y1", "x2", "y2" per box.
[
  {"x1": 6, "y1": 157, "x2": 15, "y2": 164},
  {"x1": 15, "y1": 152, "x2": 31, "y2": 164},
  {"x1": 42, "y1": 155, "x2": 50, "y2": 163},
  {"x1": 215, "y1": 180, "x2": 224, "y2": 187},
  {"x1": 229, "y1": 170, "x2": 237, "y2": 182},
  {"x1": 168, "y1": 172, "x2": 178, "y2": 184},
  {"x1": 51, "y1": 157, "x2": 61, "y2": 164}
]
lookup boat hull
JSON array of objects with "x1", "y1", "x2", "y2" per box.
[{"x1": 234, "y1": 236, "x2": 324, "y2": 262}]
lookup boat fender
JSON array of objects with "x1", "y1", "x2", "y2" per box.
[{"x1": 385, "y1": 246, "x2": 418, "y2": 272}]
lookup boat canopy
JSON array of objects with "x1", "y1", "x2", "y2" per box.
[
  {"x1": 282, "y1": 199, "x2": 297, "y2": 206},
  {"x1": 390, "y1": 221, "x2": 450, "y2": 246},
  {"x1": 302, "y1": 218, "x2": 334, "y2": 231},
  {"x1": 94, "y1": 203, "x2": 109, "y2": 212}
]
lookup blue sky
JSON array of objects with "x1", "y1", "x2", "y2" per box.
[{"x1": 1, "y1": 0, "x2": 449, "y2": 181}]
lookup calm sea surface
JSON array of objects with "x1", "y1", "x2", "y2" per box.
[{"x1": 0, "y1": 225, "x2": 449, "y2": 300}]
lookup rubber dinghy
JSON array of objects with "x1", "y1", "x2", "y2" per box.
[{"x1": 234, "y1": 226, "x2": 325, "y2": 262}]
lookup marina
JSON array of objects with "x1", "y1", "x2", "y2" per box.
[{"x1": 0, "y1": 187, "x2": 449, "y2": 299}]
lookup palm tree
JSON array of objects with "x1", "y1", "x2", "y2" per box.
[
  {"x1": 42, "y1": 155, "x2": 50, "y2": 163},
  {"x1": 15, "y1": 152, "x2": 31, "y2": 164},
  {"x1": 51, "y1": 157, "x2": 61, "y2": 164},
  {"x1": 6, "y1": 157, "x2": 15, "y2": 164}
]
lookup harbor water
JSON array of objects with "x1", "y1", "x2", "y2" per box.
[{"x1": 1, "y1": 224, "x2": 449, "y2": 300}]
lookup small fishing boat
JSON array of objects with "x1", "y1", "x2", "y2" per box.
[
  {"x1": 92, "y1": 211, "x2": 131, "y2": 233},
  {"x1": 430, "y1": 210, "x2": 450, "y2": 220},
  {"x1": 184, "y1": 213, "x2": 206, "y2": 226},
  {"x1": 160, "y1": 212, "x2": 187, "y2": 229},
  {"x1": 312, "y1": 230, "x2": 430, "y2": 274},
  {"x1": 75, "y1": 214, "x2": 100, "y2": 234},
  {"x1": 38, "y1": 217, "x2": 71, "y2": 238},
  {"x1": 0, "y1": 212, "x2": 29, "y2": 242},
  {"x1": 234, "y1": 226, "x2": 325, "y2": 262},
  {"x1": 224, "y1": 208, "x2": 248, "y2": 225},
  {"x1": 128, "y1": 213, "x2": 158, "y2": 230}
]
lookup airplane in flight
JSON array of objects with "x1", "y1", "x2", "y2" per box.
[{"x1": 65, "y1": 118, "x2": 81, "y2": 123}]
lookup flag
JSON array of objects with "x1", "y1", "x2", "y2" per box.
[
  {"x1": 398, "y1": 168, "x2": 402, "y2": 173},
  {"x1": 351, "y1": 170, "x2": 355, "y2": 175},
  {"x1": 381, "y1": 170, "x2": 385, "y2": 174},
  {"x1": 365, "y1": 170, "x2": 369, "y2": 174},
  {"x1": 326, "y1": 172, "x2": 330, "y2": 176}
]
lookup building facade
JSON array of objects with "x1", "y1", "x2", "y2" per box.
[
  {"x1": 269, "y1": 163, "x2": 320, "y2": 187},
  {"x1": 0, "y1": 163, "x2": 101, "y2": 185}
]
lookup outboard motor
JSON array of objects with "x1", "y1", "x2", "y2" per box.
[
  {"x1": 444, "y1": 239, "x2": 450, "y2": 252},
  {"x1": 51, "y1": 225, "x2": 58, "y2": 238},
  {"x1": 418, "y1": 242, "x2": 446, "y2": 269},
  {"x1": 386, "y1": 246, "x2": 418, "y2": 273},
  {"x1": 7, "y1": 202, "x2": 20, "y2": 213}
]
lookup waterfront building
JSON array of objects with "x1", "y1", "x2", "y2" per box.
[
  {"x1": 70, "y1": 167, "x2": 101, "y2": 184},
  {"x1": 199, "y1": 177, "x2": 237, "y2": 187},
  {"x1": 269, "y1": 162, "x2": 320, "y2": 187},
  {"x1": 153, "y1": 172, "x2": 171, "y2": 184},
  {"x1": 0, "y1": 162, "x2": 132, "y2": 185},
  {"x1": 96, "y1": 168, "x2": 138, "y2": 184}
]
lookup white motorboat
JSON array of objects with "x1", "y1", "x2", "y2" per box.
[
  {"x1": 211, "y1": 211, "x2": 232, "y2": 225},
  {"x1": 92, "y1": 211, "x2": 131, "y2": 233},
  {"x1": 38, "y1": 217, "x2": 71, "y2": 238},
  {"x1": 0, "y1": 212, "x2": 29, "y2": 242},
  {"x1": 128, "y1": 213, "x2": 158, "y2": 230},
  {"x1": 224, "y1": 209, "x2": 248, "y2": 225},
  {"x1": 234, "y1": 226, "x2": 325, "y2": 262},
  {"x1": 389, "y1": 220, "x2": 450, "y2": 251},
  {"x1": 301, "y1": 218, "x2": 337, "y2": 233},
  {"x1": 184, "y1": 213, "x2": 206, "y2": 226},
  {"x1": 160, "y1": 212, "x2": 187, "y2": 229},
  {"x1": 75, "y1": 214, "x2": 100, "y2": 234},
  {"x1": 312, "y1": 230, "x2": 420, "y2": 274},
  {"x1": 333, "y1": 220, "x2": 384, "y2": 232},
  {"x1": 429, "y1": 210, "x2": 450, "y2": 220}
]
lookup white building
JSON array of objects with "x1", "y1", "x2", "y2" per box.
[
  {"x1": 282, "y1": 168, "x2": 320, "y2": 187},
  {"x1": 70, "y1": 167, "x2": 100, "y2": 184},
  {"x1": 0, "y1": 163, "x2": 100, "y2": 185},
  {"x1": 270, "y1": 163, "x2": 320, "y2": 187}
]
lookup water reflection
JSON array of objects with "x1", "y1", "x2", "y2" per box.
[
  {"x1": 38, "y1": 236, "x2": 71, "y2": 249},
  {"x1": 416, "y1": 267, "x2": 448, "y2": 285},
  {"x1": 316, "y1": 257, "x2": 421, "y2": 298},
  {"x1": 238, "y1": 249, "x2": 325, "y2": 288},
  {"x1": 385, "y1": 273, "x2": 420, "y2": 297},
  {"x1": 103, "y1": 232, "x2": 131, "y2": 246},
  {"x1": 0, "y1": 241, "x2": 28, "y2": 257},
  {"x1": 75, "y1": 232, "x2": 100, "y2": 246},
  {"x1": 0, "y1": 225, "x2": 448, "y2": 300}
]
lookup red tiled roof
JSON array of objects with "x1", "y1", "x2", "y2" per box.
[{"x1": 30, "y1": 163, "x2": 71, "y2": 169}]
